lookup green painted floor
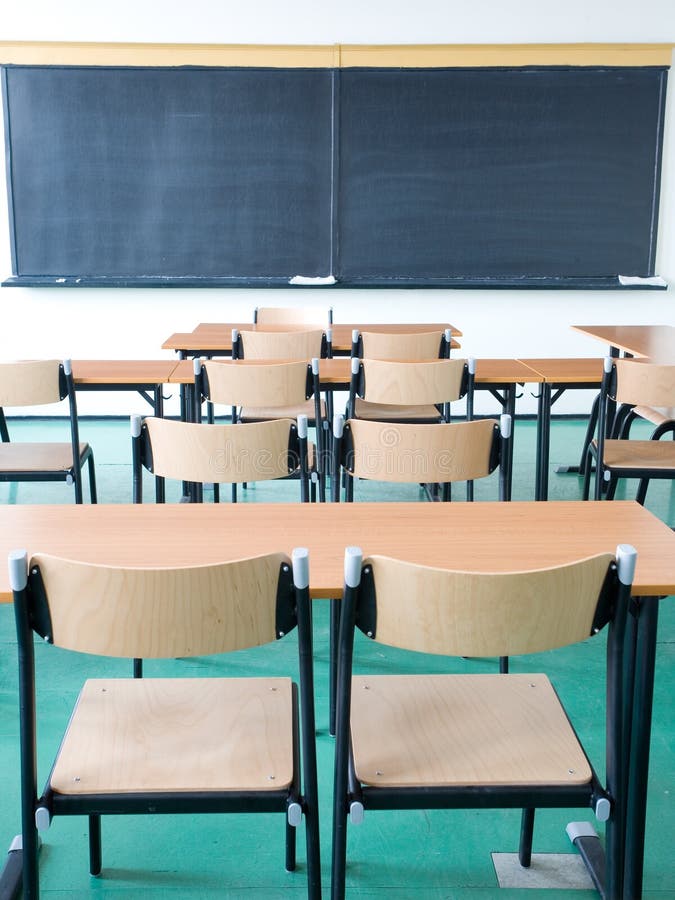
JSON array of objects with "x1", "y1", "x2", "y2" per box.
[{"x1": 0, "y1": 416, "x2": 673, "y2": 897}]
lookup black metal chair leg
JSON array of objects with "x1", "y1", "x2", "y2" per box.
[
  {"x1": 582, "y1": 448, "x2": 594, "y2": 500},
  {"x1": 578, "y1": 393, "x2": 600, "y2": 475},
  {"x1": 330, "y1": 597, "x2": 340, "y2": 736},
  {"x1": 87, "y1": 454, "x2": 97, "y2": 503},
  {"x1": 636, "y1": 478, "x2": 650, "y2": 506},
  {"x1": 88, "y1": 814, "x2": 102, "y2": 876},
  {"x1": 285, "y1": 816, "x2": 296, "y2": 872}
]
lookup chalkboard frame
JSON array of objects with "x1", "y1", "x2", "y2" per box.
[{"x1": 0, "y1": 47, "x2": 670, "y2": 290}]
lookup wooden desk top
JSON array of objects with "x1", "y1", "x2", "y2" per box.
[
  {"x1": 192, "y1": 321, "x2": 463, "y2": 337},
  {"x1": 1, "y1": 501, "x2": 673, "y2": 601},
  {"x1": 572, "y1": 325, "x2": 675, "y2": 362},
  {"x1": 519, "y1": 358, "x2": 604, "y2": 384},
  {"x1": 168, "y1": 356, "x2": 541, "y2": 386},
  {"x1": 71, "y1": 360, "x2": 180, "y2": 385},
  {"x1": 473, "y1": 359, "x2": 542, "y2": 384},
  {"x1": 163, "y1": 322, "x2": 462, "y2": 354}
]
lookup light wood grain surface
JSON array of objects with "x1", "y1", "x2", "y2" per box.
[
  {"x1": 164, "y1": 322, "x2": 461, "y2": 354},
  {"x1": 346, "y1": 419, "x2": 498, "y2": 483},
  {"x1": 572, "y1": 325, "x2": 675, "y2": 362},
  {"x1": 71, "y1": 360, "x2": 180, "y2": 385},
  {"x1": 142, "y1": 416, "x2": 297, "y2": 484},
  {"x1": 351, "y1": 673, "x2": 592, "y2": 787},
  {"x1": 520, "y1": 358, "x2": 604, "y2": 384},
  {"x1": 0, "y1": 360, "x2": 62, "y2": 407},
  {"x1": 31, "y1": 550, "x2": 287, "y2": 657},
  {"x1": 364, "y1": 551, "x2": 613, "y2": 655},
  {"x1": 1, "y1": 501, "x2": 674, "y2": 600},
  {"x1": 51, "y1": 677, "x2": 293, "y2": 794}
]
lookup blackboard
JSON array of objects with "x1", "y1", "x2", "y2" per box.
[
  {"x1": 0, "y1": 63, "x2": 668, "y2": 288},
  {"x1": 2, "y1": 66, "x2": 334, "y2": 282},
  {"x1": 338, "y1": 67, "x2": 668, "y2": 285}
]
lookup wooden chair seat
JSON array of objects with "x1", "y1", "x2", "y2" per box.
[
  {"x1": 0, "y1": 442, "x2": 90, "y2": 472},
  {"x1": 353, "y1": 398, "x2": 441, "y2": 422},
  {"x1": 351, "y1": 673, "x2": 591, "y2": 788},
  {"x1": 595, "y1": 437, "x2": 675, "y2": 471},
  {"x1": 239, "y1": 397, "x2": 326, "y2": 423},
  {"x1": 51, "y1": 677, "x2": 294, "y2": 795}
]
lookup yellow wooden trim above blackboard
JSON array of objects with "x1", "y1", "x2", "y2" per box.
[
  {"x1": 339, "y1": 43, "x2": 674, "y2": 68},
  {"x1": 0, "y1": 42, "x2": 340, "y2": 68},
  {"x1": 0, "y1": 41, "x2": 672, "y2": 68}
]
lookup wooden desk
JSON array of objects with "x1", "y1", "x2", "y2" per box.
[
  {"x1": 519, "y1": 358, "x2": 605, "y2": 500},
  {"x1": 0, "y1": 499, "x2": 670, "y2": 899},
  {"x1": 169, "y1": 356, "x2": 537, "y2": 387},
  {"x1": 163, "y1": 322, "x2": 462, "y2": 356},
  {"x1": 0, "y1": 499, "x2": 670, "y2": 599},
  {"x1": 572, "y1": 325, "x2": 675, "y2": 362},
  {"x1": 71, "y1": 360, "x2": 181, "y2": 417}
]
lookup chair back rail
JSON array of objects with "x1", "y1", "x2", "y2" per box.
[
  {"x1": 238, "y1": 329, "x2": 326, "y2": 360},
  {"x1": 358, "y1": 329, "x2": 449, "y2": 360},
  {"x1": 361, "y1": 552, "x2": 614, "y2": 656},
  {"x1": 142, "y1": 416, "x2": 298, "y2": 484},
  {"x1": 27, "y1": 551, "x2": 289, "y2": 657},
  {"x1": 345, "y1": 418, "x2": 499, "y2": 484},
  {"x1": 614, "y1": 359, "x2": 675, "y2": 407},
  {"x1": 356, "y1": 358, "x2": 467, "y2": 406},
  {"x1": 0, "y1": 360, "x2": 64, "y2": 407},
  {"x1": 203, "y1": 359, "x2": 311, "y2": 407}
]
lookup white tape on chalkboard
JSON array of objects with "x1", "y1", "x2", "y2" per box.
[
  {"x1": 618, "y1": 275, "x2": 667, "y2": 287},
  {"x1": 289, "y1": 275, "x2": 336, "y2": 285}
]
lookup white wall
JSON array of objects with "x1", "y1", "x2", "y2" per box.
[{"x1": 1, "y1": 1, "x2": 674, "y2": 415}]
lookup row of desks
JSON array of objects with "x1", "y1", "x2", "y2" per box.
[
  {"x1": 0, "y1": 498, "x2": 671, "y2": 900},
  {"x1": 71, "y1": 355, "x2": 605, "y2": 500}
]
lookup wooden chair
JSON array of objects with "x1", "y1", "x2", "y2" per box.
[
  {"x1": 584, "y1": 357, "x2": 675, "y2": 503},
  {"x1": 195, "y1": 358, "x2": 326, "y2": 500},
  {"x1": 332, "y1": 544, "x2": 636, "y2": 899},
  {"x1": 347, "y1": 356, "x2": 474, "y2": 426},
  {"x1": 0, "y1": 359, "x2": 96, "y2": 503},
  {"x1": 350, "y1": 327, "x2": 452, "y2": 360},
  {"x1": 254, "y1": 305, "x2": 333, "y2": 326},
  {"x1": 9, "y1": 546, "x2": 320, "y2": 899},
  {"x1": 131, "y1": 414, "x2": 310, "y2": 504}
]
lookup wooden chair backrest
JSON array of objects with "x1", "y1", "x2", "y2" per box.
[
  {"x1": 359, "y1": 358, "x2": 466, "y2": 406},
  {"x1": 255, "y1": 306, "x2": 331, "y2": 326},
  {"x1": 29, "y1": 551, "x2": 289, "y2": 657},
  {"x1": 203, "y1": 360, "x2": 310, "y2": 407},
  {"x1": 345, "y1": 418, "x2": 498, "y2": 483},
  {"x1": 0, "y1": 360, "x2": 63, "y2": 407},
  {"x1": 614, "y1": 359, "x2": 675, "y2": 407},
  {"x1": 143, "y1": 416, "x2": 296, "y2": 484},
  {"x1": 359, "y1": 330, "x2": 446, "y2": 360},
  {"x1": 239, "y1": 329, "x2": 325, "y2": 360},
  {"x1": 363, "y1": 552, "x2": 614, "y2": 656}
]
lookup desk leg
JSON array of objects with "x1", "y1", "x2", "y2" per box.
[
  {"x1": 535, "y1": 384, "x2": 551, "y2": 501},
  {"x1": 504, "y1": 385, "x2": 516, "y2": 502},
  {"x1": 624, "y1": 596, "x2": 659, "y2": 899},
  {"x1": 153, "y1": 385, "x2": 166, "y2": 503}
]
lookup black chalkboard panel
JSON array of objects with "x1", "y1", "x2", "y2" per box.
[
  {"x1": 337, "y1": 67, "x2": 667, "y2": 285},
  {"x1": 3, "y1": 66, "x2": 334, "y2": 280},
  {"x1": 0, "y1": 63, "x2": 668, "y2": 288}
]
